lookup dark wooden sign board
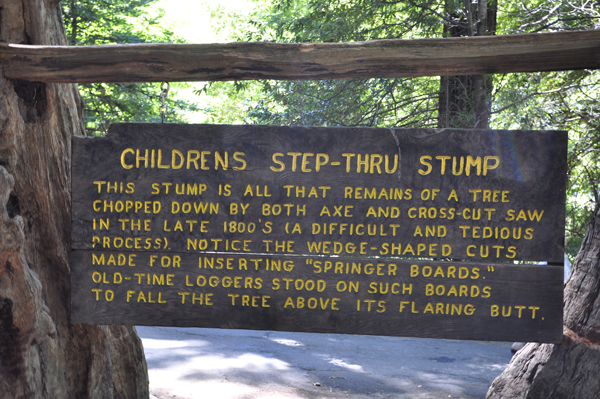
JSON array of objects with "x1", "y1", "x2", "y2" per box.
[
  {"x1": 71, "y1": 123, "x2": 567, "y2": 343},
  {"x1": 71, "y1": 251, "x2": 563, "y2": 342}
]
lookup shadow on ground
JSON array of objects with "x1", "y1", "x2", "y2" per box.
[{"x1": 138, "y1": 326, "x2": 511, "y2": 399}]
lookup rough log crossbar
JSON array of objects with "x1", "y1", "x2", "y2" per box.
[{"x1": 1, "y1": 30, "x2": 600, "y2": 83}]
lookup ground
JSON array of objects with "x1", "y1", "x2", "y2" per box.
[{"x1": 139, "y1": 326, "x2": 512, "y2": 399}]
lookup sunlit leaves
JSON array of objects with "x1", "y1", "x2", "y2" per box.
[
  {"x1": 62, "y1": 0, "x2": 196, "y2": 135},
  {"x1": 491, "y1": 67, "x2": 600, "y2": 257},
  {"x1": 498, "y1": 0, "x2": 600, "y2": 33}
]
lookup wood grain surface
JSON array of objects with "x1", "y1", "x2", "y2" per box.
[
  {"x1": 3, "y1": 30, "x2": 600, "y2": 83},
  {"x1": 72, "y1": 124, "x2": 567, "y2": 263},
  {"x1": 71, "y1": 251, "x2": 564, "y2": 342},
  {"x1": 71, "y1": 124, "x2": 566, "y2": 341}
]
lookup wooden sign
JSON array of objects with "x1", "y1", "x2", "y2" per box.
[
  {"x1": 71, "y1": 252, "x2": 563, "y2": 342},
  {"x1": 71, "y1": 124, "x2": 567, "y2": 342}
]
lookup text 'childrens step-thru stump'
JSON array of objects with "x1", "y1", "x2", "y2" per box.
[{"x1": 71, "y1": 124, "x2": 567, "y2": 342}]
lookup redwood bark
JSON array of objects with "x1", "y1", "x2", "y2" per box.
[
  {"x1": 487, "y1": 205, "x2": 600, "y2": 398},
  {"x1": 0, "y1": 1, "x2": 148, "y2": 398}
]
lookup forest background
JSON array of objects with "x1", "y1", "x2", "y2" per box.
[{"x1": 63, "y1": 0, "x2": 600, "y2": 261}]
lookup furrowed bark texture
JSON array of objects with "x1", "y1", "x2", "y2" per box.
[
  {"x1": 0, "y1": 1, "x2": 148, "y2": 398},
  {"x1": 487, "y1": 206, "x2": 600, "y2": 399}
]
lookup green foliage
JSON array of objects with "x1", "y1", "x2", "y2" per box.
[
  {"x1": 245, "y1": 0, "x2": 445, "y2": 42},
  {"x1": 62, "y1": 0, "x2": 197, "y2": 135},
  {"x1": 192, "y1": 81, "x2": 262, "y2": 125},
  {"x1": 491, "y1": 68, "x2": 600, "y2": 259},
  {"x1": 236, "y1": 0, "x2": 456, "y2": 128},
  {"x1": 498, "y1": 0, "x2": 600, "y2": 33},
  {"x1": 62, "y1": 0, "x2": 163, "y2": 46},
  {"x1": 492, "y1": 4, "x2": 600, "y2": 259},
  {"x1": 247, "y1": 78, "x2": 440, "y2": 128}
]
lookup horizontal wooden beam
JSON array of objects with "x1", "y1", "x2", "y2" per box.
[{"x1": 1, "y1": 30, "x2": 600, "y2": 83}]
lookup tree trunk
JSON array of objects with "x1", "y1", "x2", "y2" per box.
[
  {"x1": 439, "y1": 0, "x2": 496, "y2": 129},
  {"x1": 0, "y1": 1, "x2": 148, "y2": 398},
  {"x1": 487, "y1": 204, "x2": 600, "y2": 398}
]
